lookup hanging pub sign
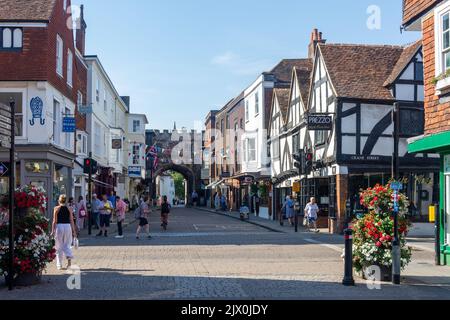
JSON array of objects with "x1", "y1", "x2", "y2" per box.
[
  {"x1": 62, "y1": 116, "x2": 76, "y2": 133},
  {"x1": 0, "y1": 103, "x2": 12, "y2": 149},
  {"x1": 307, "y1": 113, "x2": 333, "y2": 131},
  {"x1": 112, "y1": 138, "x2": 122, "y2": 150}
]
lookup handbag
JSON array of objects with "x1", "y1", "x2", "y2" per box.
[
  {"x1": 72, "y1": 237, "x2": 79, "y2": 250},
  {"x1": 79, "y1": 208, "x2": 87, "y2": 218}
]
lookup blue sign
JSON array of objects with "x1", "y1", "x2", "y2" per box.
[
  {"x1": 29, "y1": 97, "x2": 45, "y2": 126},
  {"x1": 0, "y1": 162, "x2": 7, "y2": 176},
  {"x1": 78, "y1": 105, "x2": 93, "y2": 114},
  {"x1": 390, "y1": 182, "x2": 403, "y2": 191},
  {"x1": 128, "y1": 166, "x2": 142, "y2": 178},
  {"x1": 62, "y1": 117, "x2": 76, "y2": 133}
]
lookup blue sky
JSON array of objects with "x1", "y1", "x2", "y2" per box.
[{"x1": 72, "y1": 0, "x2": 420, "y2": 130}]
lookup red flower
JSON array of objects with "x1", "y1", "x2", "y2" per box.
[{"x1": 376, "y1": 242, "x2": 382, "y2": 248}]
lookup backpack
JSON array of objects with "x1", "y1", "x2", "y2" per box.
[
  {"x1": 161, "y1": 202, "x2": 170, "y2": 214},
  {"x1": 134, "y1": 205, "x2": 142, "y2": 219}
]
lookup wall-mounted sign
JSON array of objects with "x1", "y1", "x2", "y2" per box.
[
  {"x1": 445, "y1": 154, "x2": 450, "y2": 174},
  {"x1": 307, "y1": 114, "x2": 333, "y2": 131},
  {"x1": 62, "y1": 117, "x2": 76, "y2": 133},
  {"x1": 29, "y1": 97, "x2": 45, "y2": 126},
  {"x1": 78, "y1": 105, "x2": 93, "y2": 114},
  {"x1": 128, "y1": 166, "x2": 142, "y2": 178},
  {"x1": 112, "y1": 139, "x2": 122, "y2": 150}
]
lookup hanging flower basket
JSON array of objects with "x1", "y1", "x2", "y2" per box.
[
  {"x1": 352, "y1": 184, "x2": 412, "y2": 281},
  {"x1": 0, "y1": 185, "x2": 55, "y2": 287}
]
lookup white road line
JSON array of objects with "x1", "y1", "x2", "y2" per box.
[{"x1": 304, "y1": 238, "x2": 343, "y2": 253}]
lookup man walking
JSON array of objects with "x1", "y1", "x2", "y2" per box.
[
  {"x1": 115, "y1": 196, "x2": 127, "y2": 239},
  {"x1": 191, "y1": 190, "x2": 199, "y2": 207},
  {"x1": 97, "y1": 194, "x2": 114, "y2": 237},
  {"x1": 304, "y1": 197, "x2": 320, "y2": 233}
]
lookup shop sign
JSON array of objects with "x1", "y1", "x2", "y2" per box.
[
  {"x1": 445, "y1": 154, "x2": 450, "y2": 174},
  {"x1": 293, "y1": 181, "x2": 301, "y2": 193},
  {"x1": 62, "y1": 117, "x2": 76, "y2": 133},
  {"x1": 128, "y1": 166, "x2": 142, "y2": 178},
  {"x1": 307, "y1": 114, "x2": 333, "y2": 131},
  {"x1": 78, "y1": 105, "x2": 93, "y2": 114}
]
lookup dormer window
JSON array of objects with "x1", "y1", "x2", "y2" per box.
[{"x1": 1, "y1": 27, "x2": 22, "y2": 50}]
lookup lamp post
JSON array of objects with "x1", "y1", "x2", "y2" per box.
[
  {"x1": 392, "y1": 102, "x2": 401, "y2": 285},
  {"x1": 8, "y1": 99, "x2": 15, "y2": 291}
]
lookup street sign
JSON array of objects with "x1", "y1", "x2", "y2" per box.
[
  {"x1": 390, "y1": 181, "x2": 403, "y2": 191},
  {"x1": 0, "y1": 162, "x2": 8, "y2": 176},
  {"x1": 0, "y1": 103, "x2": 11, "y2": 112},
  {"x1": 62, "y1": 117, "x2": 76, "y2": 133},
  {"x1": 307, "y1": 114, "x2": 333, "y2": 131}
]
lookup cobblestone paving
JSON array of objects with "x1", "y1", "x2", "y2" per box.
[{"x1": 1, "y1": 208, "x2": 449, "y2": 300}]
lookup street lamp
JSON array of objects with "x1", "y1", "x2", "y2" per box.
[{"x1": 392, "y1": 102, "x2": 401, "y2": 285}]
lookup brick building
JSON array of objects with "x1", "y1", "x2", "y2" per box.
[
  {"x1": 0, "y1": 0, "x2": 86, "y2": 216},
  {"x1": 404, "y1": 0, "x2": 450, "y2": 265}
]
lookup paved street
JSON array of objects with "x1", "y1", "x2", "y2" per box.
[{"x1": 1, "y1": 207, "x2": 449, "y2": 300}]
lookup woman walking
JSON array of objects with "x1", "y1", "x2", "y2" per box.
[
  {"x1": 76, "y1": 196, "x2": 87, "y2": 231},
  {"x1": 160, "y1": 195, "x2": 171, "y2": 231},
  {"x1": 136, "y1": 196, "x2": 152, "y2": 240},
  {"x1": 51, "y1": 195, "x2": 77, "y2": 270}
]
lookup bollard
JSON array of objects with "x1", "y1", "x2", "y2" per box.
[{"x1": 342, "y1": 229, "x2": 355, "y2": 286}]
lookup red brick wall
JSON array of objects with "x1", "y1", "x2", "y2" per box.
[
  {"x1": 47, "y1": 0, "x2": 78, "y2": 104},
  {"x1": 422, "y1": 14, "x2": 450, "y2": 135},
  {"x1": 0, "y1": 28, "x2": 48, "y2": 81}
]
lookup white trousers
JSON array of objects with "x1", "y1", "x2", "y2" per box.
[{"x1": 55, "y1": 224, "x2": 73, "y2": 267}]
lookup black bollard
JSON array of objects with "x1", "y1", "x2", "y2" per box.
[{"x1": 342, "y1": 228, "x2": 355, "y2": 286}]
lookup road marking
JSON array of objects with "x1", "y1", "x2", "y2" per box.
[{"x1": 304, "y1": 238, "x2": 343, "y2": 253}]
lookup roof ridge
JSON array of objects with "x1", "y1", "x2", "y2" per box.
[{"x1": 320, "y1": 43, "x2": 405, "y2": 49}]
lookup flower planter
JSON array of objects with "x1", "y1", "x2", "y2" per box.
[{"x1": 4, "y1": 272, "x2": 42, "y2": 287}]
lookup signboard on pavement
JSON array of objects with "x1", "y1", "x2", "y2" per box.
[{"x1": 307, "y1": 114, "x2": 333, "y2": 131}]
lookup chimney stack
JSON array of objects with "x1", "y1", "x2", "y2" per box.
[
  {"x1": 76, "y1": 5, "x2": 87, "y2": 55},
  {"x1": 308, "y1": 28, "x2": 326, "y2": 59}
]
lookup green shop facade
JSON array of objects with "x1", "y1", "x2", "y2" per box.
[{"x1": 409, "y1": 131, "x2": 450, "y2": 265}]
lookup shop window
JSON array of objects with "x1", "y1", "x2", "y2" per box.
[
  {"x1": 25, "y1": 161, "x2": 50, "y2": 174},
  {"x1": 53, "y1": 164, "x2": 69, "y2": 206},
  {"x1": 400, "y1": 109, "x2": 424, "y2": 136},
  {"x1": 0, "y1": 92, "x2": 23, "y2": 137},
  {"x1": 446, "y1": 175, "x2": 450, "y2": 245}
]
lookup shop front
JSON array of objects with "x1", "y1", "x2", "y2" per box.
[
  {"x1": 409, "y1": 131, "x2": 450, "y2": 265},
  {"x1": 0, "y1": 145, "x2": 74, "y2": 218}
]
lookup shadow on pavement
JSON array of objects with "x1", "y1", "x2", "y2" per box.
[{"x1": 1, "y1": 270, "x2": 449, "y2": 300}]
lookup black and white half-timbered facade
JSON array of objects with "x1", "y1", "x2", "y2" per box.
[
  {"x1": 269, "y1": 63, "x2": 313, "y2": 220},
  {"x1": 303, "y1": 40, "x2": 440, "y2": 233}
]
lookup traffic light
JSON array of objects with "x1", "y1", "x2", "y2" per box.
[
  {"x1": 83, "y1": 157, "x2": 98, "y2": 175},
  {"x1": 305, "y1": 151, "x2": 313, "y2": 174},
  {"x1": 293, "y1": 151, "x2": 303, "y2": 175}
]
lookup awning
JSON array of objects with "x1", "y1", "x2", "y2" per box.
[
  {"x1": 206, "y1": 179, "x2": 224, "y2": 189},
  {"x1": 272, "y1": 169, "x2": 299, "y2": 185},
  {"x1": 408, "y1": 131, "x2": 450, "y2": 153}
]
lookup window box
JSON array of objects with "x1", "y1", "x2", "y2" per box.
[{"x1": 435, "y1": 76, "x2": 450, "y2": 95}]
